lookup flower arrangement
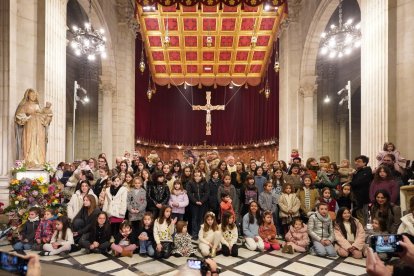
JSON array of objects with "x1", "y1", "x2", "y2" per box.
[
  {"x1": 11, "y1": 161, "x2": 56, "y2": 176},
  {"x1": 5, "y1": 176, "x2": 65, "y2": 225}
]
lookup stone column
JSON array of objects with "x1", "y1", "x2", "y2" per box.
[
  {"x1": 0, "y1": 0, "x2": 17, "y2": 206},
  {"x1": 299, "y1": 76, "x2": 317, "y2": 160},
  {"x1": 360, "y1": 0, "x2": 391, "y2": 167},
  {"x1": 42, "y1": 0, "x2": 67, "y2": 164},
  {"x1": 338, "y1": 114, "x2": 348, "y2": 161},
  {"x1": 100, "y1": 83, "x2": 114, "y2": 166}
]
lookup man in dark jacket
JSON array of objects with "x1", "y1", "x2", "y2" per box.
[{"x1": 350, "y1": 155, "x2": 373, "y2": 222}]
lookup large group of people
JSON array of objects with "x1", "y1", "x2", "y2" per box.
[{"x1": 10, "y1": 142, "x2": 414, "y2": 275}]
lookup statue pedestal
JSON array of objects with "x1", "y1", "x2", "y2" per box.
[
  {"x1": 400, "y1": 185, "x2": 414, "y2": 215},
  {"x1": 16, "y1": 170, "x2": 50, "y2": 183}
]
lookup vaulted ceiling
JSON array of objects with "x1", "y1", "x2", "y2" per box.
[{"x1": 135, "y1": 1, "x2": 287, "y2": 87}]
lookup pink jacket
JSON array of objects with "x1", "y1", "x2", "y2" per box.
[
  {"x1": 285, "y1": 224, "x2": 310, "y2": 247},
  {"x1": 168, "y1": 191, "x2": 189, "y2": 214},
  {"x1": 334, "y1": 219, "x2": 365, "y2": 251}
]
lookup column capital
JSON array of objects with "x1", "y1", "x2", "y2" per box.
[
  {"x1": 299, "y1": 76, "x2": 318, "y2": 97},
  {"x1": 100, "y1": 82, "x2": 115, "y2": 96},
  {"x1": 287, "y1": 0, "x2": 303, "y2": 23}
]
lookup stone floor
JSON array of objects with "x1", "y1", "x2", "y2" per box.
[{"x1": 0, "y1": 240, "x2": 368, "y2": 276}]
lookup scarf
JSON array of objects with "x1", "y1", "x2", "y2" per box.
[
  {"x1": 28, "y1": 216, "x2": 40, "y2": 223},
  {"x1": 110, "y1": 185, "x2": 122, "y2": 196}
]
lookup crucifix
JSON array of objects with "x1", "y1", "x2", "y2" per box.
[{"x1": 192, "y1": 91, "x2": 225, "y2": 135}]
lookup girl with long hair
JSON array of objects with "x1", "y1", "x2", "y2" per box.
[{"x1": 198, "y1": 212, "x2": 221, "y2": 257}]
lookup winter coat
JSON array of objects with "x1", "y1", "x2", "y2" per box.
[
  {"x1": 20, "y1": 218, "x2": 40, "y2": 244},
  {"x1": 146, "y1": 182, "x2": 170, "y2": 211},
  {"x1": 67, "y1": 190, "x2": 98, "y2": 220},
  {"x1": 259, "y1": 224, "x2": 279, "y2": 244},
  {"x1": 285, "y1": 224, "x2": 310, "y2": 247},
  {"x1": 350, "y1": 166, "x2": 373, "y2": 208},
  {"x1": 208, "y1": 178, "x2": 222, "y2": 211},
  {"x1": 296, "y1": 188, "x2": 320, "y2": 215},
  {"x1": 231, "y1": 171, "x2": 248, "y2": 190},
  {"x1": 217, "y1": 184, "x2": 238, "y2": 212},
  {"x1": 278, "y1": 193, "x2": 301, "y2": 218},
  {"x1": 397, "y1": 213, "x2": 414, "y2": 236},
  {"x1": 369, "y1": 179, "x2": 399, "y2": 204},
  {"x1": 307, "y1": 211, "x2": 335, "y2": 242},
  {"x1": 35, "y1": 218, "x2": 55, "y2": 241},
  {"x1": 169, "y1": 190, "x2": 189, "y2": 214},
  {"x1": 334, "y1": 219, "x2": 365, "y2": 251},
  {"x1": 258, "y1": 191, "x2": 277, "y2": 213},
  {"x1": 172, "y1": 233, "x2": 197, "y2": 256},
  {"x1": 127, "y1": 187, "x2": 147, "y2": 221},
  {"x1": 187, "y1": 181, "x2": 210, "y2": 205},
  {"x1": 102, "y1": 186, "x2": 128, "y2": 218}
]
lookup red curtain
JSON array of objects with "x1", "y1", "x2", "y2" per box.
[{"x1": 135, "y1": 41, "x2": 279, "y2": 145}]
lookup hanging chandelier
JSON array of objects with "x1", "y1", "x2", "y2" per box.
[
  {"x1": 320, "y1": 0, "x2": 361, "y2": 59},
  {"x1": 69, "y1": 0, "x2": 107, "y2": 60}
]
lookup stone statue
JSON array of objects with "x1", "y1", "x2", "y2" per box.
[{"x1": 14, "y1": 89, "x2": 53, "y2": 168}]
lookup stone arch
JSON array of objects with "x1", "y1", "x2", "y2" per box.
[
  {"x1": 300, "y1": 0, "x2": 361, "y2": 80},
  {"x1": 77, "y1": 0, "x2": 117, "y2": 87}
]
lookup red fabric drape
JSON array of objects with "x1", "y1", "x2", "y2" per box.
[{"x1": 135, "y1": 40, "x2": 279, "y2": 145}]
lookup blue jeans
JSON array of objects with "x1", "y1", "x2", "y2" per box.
[
  {"x1": 13, "y1": 242, "x2": 32, "y2": 251},
  {"x1": 312, "y1": 240, "x2": 337, "y2": 257},
  {"x1": 139, "y1": 240, "x2": 154, "y2": 256}
]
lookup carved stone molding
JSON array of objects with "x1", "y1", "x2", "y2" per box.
[
  {"x1": 100, "y1": 82, "x2": 116, "y2": 96},
  {"x1": 299, "y1": 75, "x2": 318, "y2": 97},
  {"x1": 287, "y1": 0, "x2": 302, "y2": 23},
  {"x1": 116, "y1": 0, "x2": 139, "y2": 36}
]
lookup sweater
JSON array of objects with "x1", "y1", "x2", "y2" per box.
[
  {"x1": 285, "y1": 224, "x2": 310, "y2": 247},
  {"x1": 258, "y1": 191, "x2": 277, "y2": 214},
  {"x1": 217, "y1": 184, "x2": 238, "y2": 212},
  {"x1": 241, "y1": 185, "x2": 258, "y2": 205},
  {"x1": 307, "y1": 212, "x2": 334, "y2": 242},
  {"x1": 88, "y1": 224, "x2": 111, "y2": 244},
  {"x1": 127, "y1": 187, "x2": 147, "y2": 221},
  {"x1": 398, "y1": 213, "x2": 414, "y2": 236},
  {"x1": 285, "y1": 174, "x2": 302, "y2": 192},
  {"x1": 73, "y1": 207, "x2": 101, "y2": 235},
  {"x1": 297, "y1": 188, "x2": 319, "y2": 215},
  {"x1": 369, "y1": 179, "x2": 399, "y2": 204},
  {"x1": 50, "y1": 228, "x2": 74, "y2": 246},
  {"x1": 198, "y1": 225, "x2": 220, "y2": 245},
  {"x1": 137, "y1": 225, "x2": 155, "y2": 245},
  {"x1": 242, "y1": 213, "x2": 260, "y2": 238},
  {"x1": 334, "y1": 219, "x2": 365, "y2": 251},
  {"x1": 220, "y1": 225, "x2": 238, "y2": 247},
  {"x1": 254, "y1": 175, "x2": 267, "y2": 194},
  {"x1": 113, "y1": 230, "x2": 138, "y2": 245},
  {"x1": 153, "y1": 219, "x2": 175, "y2": 244},
  {"x1": 168, "y1": 190, "x2": 189, "y2": 214},
  {"x1": 220, "y1": 200, "x2": 235, "y2": 219}
]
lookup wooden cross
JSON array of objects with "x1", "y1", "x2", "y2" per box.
[{"x1": 192, "y1": 91, "x2": 225, "y2": 135}]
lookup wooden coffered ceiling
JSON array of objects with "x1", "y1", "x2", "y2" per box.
[{"x1": 136, "y1": 2, "x2": 287, "y2": 87}]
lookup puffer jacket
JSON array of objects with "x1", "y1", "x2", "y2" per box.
[
  {"x1": 307, "y1": 211, "x2": 335, "y2": 242},
  {"x1": 102, "y1": 186, "x2": 128, "y2": 218},
  {"x1": 186, "y1": 180, "x2": 209, "y2": 205},
  {"x1": 285, "y1": 224, "x2": 310, "y2": 247},
  {"x1": 169, "y1": 190, "x2": 189, "y2": 214},
  {"x1": 127, "y1": 187, "x2": 147, "y2": 221},
  {"x1": 398, "y1": 213, "x2": 414, "y2": 236}
]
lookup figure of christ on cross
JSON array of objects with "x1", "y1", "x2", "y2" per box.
[{"x1": 192, "y1": 91, "x2": 225, "y2": 135}]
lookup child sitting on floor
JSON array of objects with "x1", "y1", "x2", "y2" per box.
[
  {"x1": 284, "y1": 217, "x2": 309, "y2": 253},
  {"x1": 40, "y1": 216, "x2": 73, "y2": 256},
  {"x1": 259, "y1": 210, "x2": 280, "y2": 251},
  {"x1": 172, "y1": 221, "x2": 197, "y2": 257}
]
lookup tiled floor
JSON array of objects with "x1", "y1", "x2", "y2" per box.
[{"x1": 0, "y1": 240, "x2": 368, "y2": 276}]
